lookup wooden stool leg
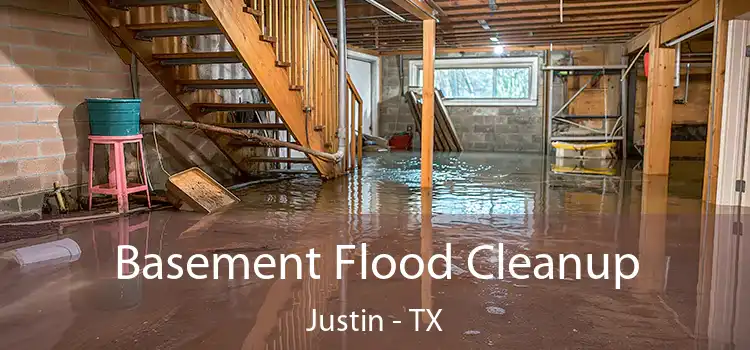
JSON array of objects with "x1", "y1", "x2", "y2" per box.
[
  {"x1": 88, "y1": 139, "x2": 95, "y2": 211},
  {"x1": 137, "y1": 140, "x2": 151, "y2": 208},
  {"x1": 108, "y1": 144, "x2": 117, "y2": 188},
  {"x1": 114, "y1": 142, "x2": 128, "y2": 213}
]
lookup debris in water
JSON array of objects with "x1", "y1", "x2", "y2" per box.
[
  {"x1": 486, "y1": 306, "x2": 506, "y2": 315},
  {"x1": 451, "y1": 263, "x2": 467, "y2": 276},
  {"x1": 463, "y1": 330, "x2": 481, "y2": 335},
  {"x1": 513, "y1": 284, "x2": 529, "y2": 288}
]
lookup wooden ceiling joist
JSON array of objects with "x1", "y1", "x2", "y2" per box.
[{"x1": 314, "y1": 0, "x2": 693, "y2": 53}]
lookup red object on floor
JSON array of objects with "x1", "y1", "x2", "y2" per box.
[
  {"x1": 389, "y1": 133, "x2": 413, "y2": 150},
  {"x1": 644, "y1": 52, "x2": 650, "y2": 78},
  {"x1": 88, "y1": 134, "x2": 151, "y2": 213}
]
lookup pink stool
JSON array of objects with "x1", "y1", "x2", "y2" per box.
[{"x1": 88, "y1": 134, "x2": 151, "y2": 213}]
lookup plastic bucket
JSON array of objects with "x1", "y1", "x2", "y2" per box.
[{"x1": 86, "y1": 98, "x2": 141, "y2": 136}]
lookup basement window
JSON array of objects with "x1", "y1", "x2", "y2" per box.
[{"x1": 408, "y1": 57, "x2": 539, "y2": 106}]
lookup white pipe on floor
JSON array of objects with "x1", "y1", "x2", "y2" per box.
[{"x1": 6, "y1": 238, "x2": 81, "y2": 266}]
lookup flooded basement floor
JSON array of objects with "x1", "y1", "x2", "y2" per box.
[{"x1": 0, "y1": 152, "x2": 748, "y2": 349}]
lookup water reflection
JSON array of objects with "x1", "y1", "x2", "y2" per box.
[{"x1": 0, "y1": 152, "x2": 746, "y2": 349}]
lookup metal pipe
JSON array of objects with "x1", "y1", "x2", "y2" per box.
[
  {"x1": 336, "y1": 0, "x2": 347, "y2": 164},
  {"x1": 361, "y1": 0, "x2": 408, "y2": 22},
  {"x1": 684, "y1": 63, "x2": 691, "y2": 102},
  {"x1": 665, "y1": 21, "x2": 714, "y2": 47},
  {"x1": 674, "y1": 42, "x2": 681, "y2": 87}
]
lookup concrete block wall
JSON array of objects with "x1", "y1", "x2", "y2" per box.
[
  {"x1": 0, "y1": 4, "x2": 239, "y2": 220},
  {"x1": 378, "y1": 51, "x2": 546, "y2": 153}
]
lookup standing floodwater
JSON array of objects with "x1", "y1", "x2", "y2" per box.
[{"x1": 0, "y1": 152, "x2": 743, "y2": 349}]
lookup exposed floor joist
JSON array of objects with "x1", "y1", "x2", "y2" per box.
[{"x1": 315, "y1": 0, "x2": 692, "y2": 52}]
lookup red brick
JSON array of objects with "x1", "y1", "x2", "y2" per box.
[
  {"x1": 34, "y1": 68, "x2": 74, "y2": 86},
  {"x1": 56, "y1": 52, "x2": 89, "y2": 70},
  {"x1": 76, "y1": 71, "x2": 130, "y2": 90},
  {"x1": 19, "y1": 157, "x2": 62, "y2": 175},
  {"x1": 71, "y1": 35, "x2": 111, "y2": 55},
  {"x1": 52, "y1": 16, "x2": 89, "y2": 36},
  {"x1": 89, "y1": 56, "x2": 128, "y2": 73},
  {"x1": 0, "y1": 106, "x2": 37, "y2": 122},
  {"x1": 11, "y1": 46, "x2": 57, "y2": 67},
  {"x1": 0, "y1": 66, "x2": 35, "y2": 85},
  {"x1": 0, "y1": 86, "x2": 12, "y2": 103},
  {"x1": 0, "y1": 142, "x2": 39, "y2": 161},
  {"x1": 0, "y1": 125, "x2": 18, "y2": 142},
  {"x1": 0, "y1": 27, "x2": 35, "y2": 46},
  {"x1": 36, "y1": 105, "x2": 67, "y2": 122},
  {"x1": 39, "y1": 172, "x2": 62, "y2": 189},
  {"x1": 0, "y1": 44, "x2": 10, "y2": 66},
  {"x1": 39, "y1": 140, "x2": 66, "y2": 156},
  {"x1": 0, "y1": 162, "x2": 18, "y2": 180},
  {"x1": 95, "y1": 89, "x2": 130, "y2": 98},
  {"x1": 58, "y1": 121, "x2": 89, "y2": 139},
  {"x1": 62, "y1": 153, "x2": 82, "y2": 172},
  {"x1": 14, "y1": 86, "x2": 55, "y2": 103},
  {"x1": 18, "y1": 124, "x2": 59, "y2": 140},
  {"x1": 9, "y1": 1, "x2": 71, "y2": 19},
  {"x1": 10, "y1": 8, "x2": 88, "y2": 36},
  {"x1": 53, "y1": 87, "x2": 88, "y2": 105},
  {"x1": 34, "y1": 31, "x2": 74, "y2": 51},
  {"x1": 0, "y1": 177, "x2": 42, "y2": 196},
  {"x1": 0, "y1": 7, "x2": 9, "y2": 26},
  {"x1": 69, "y1": 1, "x2": 88, "y2": 18}
]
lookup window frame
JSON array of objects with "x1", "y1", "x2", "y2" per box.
[{"x1": 408, "y1": 56, "x2": 540, "y2": 107}]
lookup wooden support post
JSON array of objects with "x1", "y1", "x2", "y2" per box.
[
  {"x1": 703, "y1": 3, "x2": 728, "y2": 203},
  {"x1": 634, "y1": 175, "x2": 668, "y2": 292},
  {"x1": 643, "y1": 25, "x2": 676, "y2": 175},
  {"x1": 420, "y1": 19, "x2": 436, "y2": 189}
]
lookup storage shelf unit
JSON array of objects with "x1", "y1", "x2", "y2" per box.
[{"x1": 544, "y1": 65, "x2": 629, "y2": 160}]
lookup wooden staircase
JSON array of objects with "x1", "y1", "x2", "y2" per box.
[{"x1": 79, "y1": 0, "x2": 363, "y2": 178}]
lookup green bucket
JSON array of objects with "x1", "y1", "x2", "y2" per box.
[{"x1": 86, "y1": 98, "x2": 141, "y2": 136}]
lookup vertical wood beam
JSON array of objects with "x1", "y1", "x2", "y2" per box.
[
  {"x1": 634, "y1": 175, "x2": 668, "y2": 292},
  {"x1": 643, "y1": 25, "x2": 676, "y2": 175},
  {"x1": 421, "y1": 19, "x2": 436, "y2": 189},
  {"x1": 703, "y1": 0, "x2": 728, "y2": 203}
]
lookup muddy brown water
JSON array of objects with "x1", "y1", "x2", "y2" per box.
[{"x1": 0, "y1": 152, "x2": 747, "y2": 349}]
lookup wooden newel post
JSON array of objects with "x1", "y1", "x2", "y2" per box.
[{"x1": 421, "y1": 19, "x2": 436, "y2": 189}]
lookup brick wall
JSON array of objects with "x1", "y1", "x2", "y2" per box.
[{"x1": 0, "y1": 4, "x2": 239, "y2": 220}]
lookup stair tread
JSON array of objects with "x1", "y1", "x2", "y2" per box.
[
  {"x1": 111, "y1": 0, "x2": 201, "y2": 7},
  {"x1": 194, "y1": 103, "x2": 275, "y2": 111},
  {"x1": 248, "y1": 157, "x2": 311, "y2": 163},
  {"x1": 128, "y1": 20, "x2": 217, "y2": 31},
  {"x1": 211, "y1": 122, "x2": 286, "y2": 129},
  {"x1": 153, "y1": 52, "x2": 237, "y2": 59},
  {"x1": 128, "y1": 20, "x2": 222, "y2": 38},
  {"x1": 153, "y1": 51, "x2": 241, "y2": 65},
  {"x1": 177, "y1": 79, "x2": 258, "y2": 89}
]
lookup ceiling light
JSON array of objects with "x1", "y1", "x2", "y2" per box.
[
  {"x1": 493, "y1": 45, "x2": 505, "y2": 55},
  {"x1": 489, "y1": 37, "x2": 499, "y2": 42},
  {"x1": 478, "y1": 19, "x2": 491, "y2": 31}
]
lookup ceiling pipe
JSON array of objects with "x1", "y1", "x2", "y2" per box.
[
  {"x1": 674, "y1": 42, "x2": 681, "y2": 87},
  {"x1": 361, "y1": 0, "x2": 409, "y2": 22},
  {"x1": 665, "y1": 22, "x2": 714, "y2": 47}
]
